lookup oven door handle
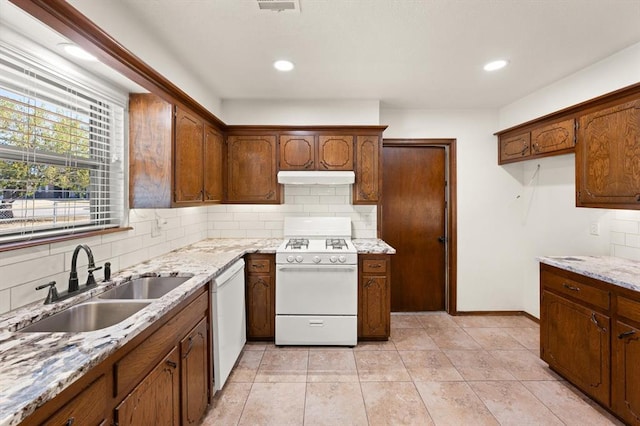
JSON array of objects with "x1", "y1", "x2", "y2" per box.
[{"x1": 276, "y1": 265, "x2": 356, "y2": 272}]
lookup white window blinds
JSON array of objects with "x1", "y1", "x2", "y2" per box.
[{"x1": 0, "y1": 43, "x2": 126, "y2": 243}]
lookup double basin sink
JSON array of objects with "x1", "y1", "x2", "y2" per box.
[{"x1": 20, "y1": 277, "x2": 190, "y2": 333}]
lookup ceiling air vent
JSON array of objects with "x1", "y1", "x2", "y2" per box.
[{"x1": 257, "y1": 0, "x2": 300, "y2": 13}]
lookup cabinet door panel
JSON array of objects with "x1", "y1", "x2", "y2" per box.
[
  {"x1": 227, "y1": 135, "x2": 280, "y2": 203},
  {"x1": 577, "y1": 99, "x2": 640, "y2": 207},
  {"x1": 246, "y1": 274, "x2": 275, "y2": 339},
  {"x1": 613, "y1": 321, "x2": 640, "y2": 425},
  {"x1": 204, "y1": 125, "x2": 223, "y2": 203},
  {"x1": 116, "y1": 348, "x2": 180, "y2": 426},
  {"x1": 354, "y1": 135, "x2": 380, "y2": 204},
  {"x1": 43, "y1": 375, "x2": 107, "y2": 426},
  {"x1": 279, "y1": 135, "x2": 315, "y2": 170},
  {"x1": 499, "y1": 132, "x2": 530, "y2": 163},
  {"x1": 531, "y1": 118, "x2": 575, "y2": 155},
  {"x1": 181, "y1": 318, "x2": 209, "y2": 425},
  {"x1": 318, "y1": 136, "x2": 354, "y2": 170},
  {"x1": 174, "y1": 107, "x2": 204, "y2": 203},
  {"x1": 541, "y1": 290, "x2": 610, "y2": 405}
]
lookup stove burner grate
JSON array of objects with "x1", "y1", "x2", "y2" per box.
[
  {"x1": 286, "y1": 238, "x2": 309, "y2": 250},
  {"x1": 326, "y1": 238, "x2": 347, "y2": 250}
]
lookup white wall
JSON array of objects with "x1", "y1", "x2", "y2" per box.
[
  {"x1": 380, "y1": 108, "x2": 528, "y2": 312},
  {"x1": 0, "y1": 207, "x2": 208, "y2": 314}
]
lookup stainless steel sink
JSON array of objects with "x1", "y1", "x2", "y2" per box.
[
  {"x1": 19, "y1": 301, "x2": 150, "y2": 333},
  {"x1": 98, "y1": 276, "x2": 190, "y2": 300}
]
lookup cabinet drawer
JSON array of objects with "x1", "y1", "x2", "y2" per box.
[
  {"x1": 247, "y1": 258, "x2": 271, "y2": 274},
  {"x1": 618, "y1": 296, "x2": 640, "y2": 324},
  {"x1": 362, "y1": 259, "x2": 387, "y2": 274},
  {"x1": 114, "y1": 292, "x2": 208, "y2": 396},
  {"x1": 43, "y1": 375, "x2": 107, "y2": 426},
  {"x1": 541, "y1": 269, "x2": 609, "y2": 311}
]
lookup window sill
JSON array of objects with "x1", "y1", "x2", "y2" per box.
[{"x1": 0, "y1": 227, "x2": 133, "y2": 253}]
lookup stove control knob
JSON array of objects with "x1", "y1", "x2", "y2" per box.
[
  {"x1": 330, "y1": 256, "x2": 338, "y2": 263},
  {"x1": 287, "y1": 255, "x2": 295, "y2": 263},
  {"x1": 295, "y1": 256, "x2": 303, "y2": 263},
  {"x1": 313, "y1": 256, "x2": 321, "y2": 264},
  {"x1": 338, "y1": 255, "x2": 347, "y2": 263}
]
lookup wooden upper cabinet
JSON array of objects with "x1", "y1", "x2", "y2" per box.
[
  {"x1": 318, "y1": 135, "x2": 354, "y2": 170},
  {"x1": 279, "y1": 134, "x2": 315, "y2": 170},
  {"x1": 227, "y1": 135, "x2": 281, "y2": 203},
  {"x1": 354, "y1": 135, "x2": 380, "y2": 204},
  {"x1": 174, "y1": 107, "x2": 204, "y2": 204},
  {"x1": 576, "y1": 98, "x2": 640, "y2": 209},
  {"x1": 129, "y1": 93, "x2": 173, "y2": 208},
  {"x1": 531, "y1": 118, "x2": 575, "y2": 155},
  {"x1": 204, "y1": 125, "x2": 224, "y2": 203},
  {"x1": 499, "y1": 132, "x2": 531, "y2": 163}
]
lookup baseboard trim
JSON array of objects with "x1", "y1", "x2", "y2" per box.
[{"x1": 453, "y1": 310, "x2": 540, "y2": 323}]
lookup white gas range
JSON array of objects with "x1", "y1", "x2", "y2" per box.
[{"x1": 275, "y1": 217, "x2": 358, "y2": 346}]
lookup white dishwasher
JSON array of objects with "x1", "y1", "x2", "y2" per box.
[{"x1": 211, "y1": 258, "x2": 246, "y2": 391}]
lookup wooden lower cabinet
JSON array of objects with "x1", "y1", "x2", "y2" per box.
[
  {"x1": 358, "y1": 254, "x2": 391, "y2": 340},
  {"x1": 245, "y1": 254, "x2": 275, "y2": 340},
  {"x1": 42, "y1": 375, "x2": 107, "y2": 426},
  {"x1": 181, "y1": 318, "x2": 209, "y2": 425},
  {"x1": 115, "y1": 348, "x2": 181, "y2": 426}
]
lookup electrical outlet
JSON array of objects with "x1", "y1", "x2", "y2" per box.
[{"x1": 589, "y1": 222, "x2": 600, "y2": 236}]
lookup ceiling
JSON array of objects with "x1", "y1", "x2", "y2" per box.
[{"x1": 20, "y1": 0, "x2": 640, "y2": 109}]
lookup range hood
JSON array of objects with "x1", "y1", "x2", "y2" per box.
[{"x1": 277, "y1": 171, "x2": 355, "y2": 185}]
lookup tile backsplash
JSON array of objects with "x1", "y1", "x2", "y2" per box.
[
  {"x1": 610, "y1": 210, "x2": 640, "y2": 261},
  {"x1": 0, "y1": 184, "x2": 375, "y2": 314}
]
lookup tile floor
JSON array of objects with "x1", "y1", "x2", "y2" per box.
[{"x1": 201, "y1": 313, "x2": 623, "y2": 425}]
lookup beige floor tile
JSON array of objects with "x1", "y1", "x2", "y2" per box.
[
  {"x1": 489, "y1": 349, "x2": 561, "y2": 381},
  {"x1": 391, "y1": 328, "x2": 439, "y2": 350},
  {"x1": 523, "y1": 381, "x2": 623, "y2": 425},
  {"x1": 391, "y1": 314, "x2": 424, "y2": 329},
  {"x1": 465, "y1": 327, "x2": 527, "y2": 350},
  {"x1": 443, "y1": 349, "x2": 516, "y2": 381},
  {"x1": 238, "y1": 382, "x2": 306, "y2": 425},
  {"x1": 504, "y1": 327, "x2": 540, "y2": 350},
  {"x1": 355, "y1": 350, "x2": 411, "y2": 381},
  {"x1": 228, "y1": 350, "x2": 264, "y2": 383},
  {"x1": 361, "y1": 381, "x2": 434, "y2": 425},
  {"x1": 398, "y1": 350, "x2": 464, "y2": 382},
  {"x1": 353, "y1": 339, "x2": 397, "y2": 351},
  {"x1": 415, "y1": 381, "x2": 499, "y2": 425},
  {"x1": 427, "y1": 327, "x2": 482, "y2": 350},
  {"x1": 307, "y1": 350, "x2": 358, "y2": 382},
  {"x1": 416, "y1": 312, "x2": 461, "y2": 329},
  {"x1": 243, "y1": 341, "x2": 269, "y2": 351},
  {"x1": 469, "y1": 381, "x2": 563, "y2": 425},
  {"x1": 304, "y1": 382, "x2": 368, "y2": 426},
  {"x1": 254, "y1": 349, "x2": 308, "y2": 382},
  {"x1": 202, "y1": 382, "x2": 251, "y2": 425}
]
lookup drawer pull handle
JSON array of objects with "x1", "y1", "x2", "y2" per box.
[
  {"x1": 252, "y1": 264, "x2": 265, "y2": 269},
  {"x1": 590, "y1": 313, "x2": 606, "y2": 332},
  {"x1": 166, "y1": 360, "x2": 177, "y2": 369},
  {"x1": 309, "y1": 320, "x2": 324, "y2": 327},
  {"x1": 618, "y1": 330, "x2": 636, "y2": 339},
  {"x1": 562, "y1": 283, "x2": 580, "y2": 292},
  {"x1": 369, "y1": 264, "x2": 382, "y2": 268}
]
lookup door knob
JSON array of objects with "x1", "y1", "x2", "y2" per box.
[{"x1": 438, "y1": 236, "x2": 446, "y2": 243}]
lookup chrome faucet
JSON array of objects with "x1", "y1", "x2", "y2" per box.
[{"x1": 68, "y1": 244, "x2": 102, "y2": 292}]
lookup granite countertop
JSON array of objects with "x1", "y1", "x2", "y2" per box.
[
  {"x1": 0, "y1": 237, "x2": 393, "y2": 426},
  {"x1": 539, "y1": 255, "x2": 640, "y2": 293}
]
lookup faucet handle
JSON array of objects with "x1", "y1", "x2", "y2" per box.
[
  {"x1": 88, "y1": 266, "x2": 103, "y2": 273},
  {"x1": 36, "y1": 281, "x2": 59, "y2": 304},
  {"x1": 86, "y1": 266, "x2": 102, "y2": 287}
]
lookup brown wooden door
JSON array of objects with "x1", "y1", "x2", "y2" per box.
[
  {"x1": 318, "y1": 135, "x2": 354, "y2": 170},
  {"x1": 174, "y1": 107, "x2": 204, "y2": 204},
  {"x1": 613, "y1": 320, "x2": 640, "y2": 424},
  {"x1": 279, "y1": 134, "x2": 315, "y2": 170},
  {"x1": 115, "y1": 347, "x2": 180, "y2": 426},
  {"x1": 382, "y1": 145, "x2": 446, "y2": 311},
  {"x1": 181, "y1": 318, "x2": 209, "y2": 425},
  {"x1": 203, "y1": 124, "x2": 223, "y2": 203},
  {"x1": 227, "y1": 135, "x2": 280, "y2": 203},
  {"x1": 577, "y1": 98, "x2": 640, "y2": 208},
  {"x1": 541, "y1": 290, "x2": 610, "y2": 405},
  {"x1": 354, "y1": 135, "x2": 380, "y2": 204}
]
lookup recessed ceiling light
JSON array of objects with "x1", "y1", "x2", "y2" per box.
[
  {"x1": 484, "y1": 59, "x2": 508, "y2": 72},
  {"x1": 59, "y1": 43, "x2": 97, "y2": 61},
  {"x1": 274, "y1": 60, "x2": 294, "y2": 72}
]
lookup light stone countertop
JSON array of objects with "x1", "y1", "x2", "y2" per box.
[
  {"x1": 538, "y1": 255, "x2": 640, "y2": 293},
  {"x1": 0, "y1": 237, "x2": 393, "y2": 426}
]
